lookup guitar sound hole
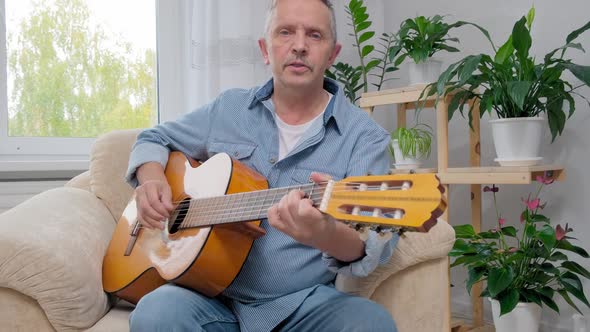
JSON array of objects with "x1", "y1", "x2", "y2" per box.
[{"x1": 169, "y1": 198, "x2": 191, "y2": 234}]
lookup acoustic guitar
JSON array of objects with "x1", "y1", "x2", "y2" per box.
[{"x1": 102, "y1": 151, "x2": 446, "y2": 304}]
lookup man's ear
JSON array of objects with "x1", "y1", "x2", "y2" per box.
[
  {"x1": 327, "y1": 42, "x2": 342, "y2": 67},
  {"x1": 258, "y1": 38, "x2": 270, "y2": 65}
]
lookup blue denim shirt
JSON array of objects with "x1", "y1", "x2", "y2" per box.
[{"x1": 126, "y1": 77, "x2": 399, "y2": 331}]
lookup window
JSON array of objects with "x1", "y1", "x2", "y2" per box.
[{"x1": 1, "y1": 0, "x2": 159, "y2": 158}]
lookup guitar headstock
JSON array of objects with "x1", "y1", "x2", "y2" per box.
[{"x1": 320, "y1": 173, "x2": 446, "y2": 232}]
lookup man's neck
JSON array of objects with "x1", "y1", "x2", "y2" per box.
[{"x1": 272, "y1": 81, "x2": 329, "y2": 125}]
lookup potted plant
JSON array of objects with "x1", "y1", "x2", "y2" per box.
[
  {"x1": 449, "y1": 176, "x2": 590, "y2": 332},
  {"x1": 424, "y1": 7, "x2": 590, "y2": 166},
  {"x1": 325, "y1": 0, "x2": 400, "y2": 103},
  {"x1": 394, "y1": 15, "x2": 491, "y2": 86},
  {"x1": 388, "y1": 124, "x2": 433, "y2": 169}
]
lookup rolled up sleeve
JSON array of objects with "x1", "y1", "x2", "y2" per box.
[{"x1": 322, "y1": 231, "x2": 399, "y2": 277}]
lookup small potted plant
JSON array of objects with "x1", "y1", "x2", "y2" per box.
[
  {"x1": 394, "y1": 15, "x2": 490, "y2": 86},
  {"x1": 388, "y1": 124, "x2": 433, "y2": 169},
  {"x1": 449, "y1": 176, "x2": 590, "y2": 332},
  {"x1": 424, "y1": 7, "x2": 590, "y2": 166}
]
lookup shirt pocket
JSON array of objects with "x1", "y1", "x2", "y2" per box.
[{"x1": 208, "y1": 141, "x2": 257, "y2": 161}]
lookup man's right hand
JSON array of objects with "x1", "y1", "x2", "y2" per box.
[{"x1": 135, "y1": 162, "x2": 175, "y2": 230}]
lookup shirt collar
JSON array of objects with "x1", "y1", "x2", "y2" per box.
[{"x1": 248, "y1": 77, "x2": 344, "y2": 135}]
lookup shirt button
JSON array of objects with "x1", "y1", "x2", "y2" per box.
[{"x1": 269, "y1": 157, "x2": 276, "y2": 164}]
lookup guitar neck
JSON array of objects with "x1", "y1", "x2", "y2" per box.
[{"x1": 175, "y1": 183, "x2": 324, "y2": 229}]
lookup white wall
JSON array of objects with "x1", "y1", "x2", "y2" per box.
[{"x1": 380, "y1": 1, "x2": 590, "y2": 331}]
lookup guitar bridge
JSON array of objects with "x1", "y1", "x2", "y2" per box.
[{"x1": 124, "y1": 220, "x2": 141, "y2": 256}]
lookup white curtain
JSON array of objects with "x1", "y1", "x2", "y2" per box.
[{"x1": 177, "y1": 0, "x2": 386, "y2": 115}]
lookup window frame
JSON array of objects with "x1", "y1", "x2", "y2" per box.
[{"x1": 0, "y1": 0, "x2": 184, "y2": 165}]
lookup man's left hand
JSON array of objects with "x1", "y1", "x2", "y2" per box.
[{"x1": 267, "y1": 172, "x2": 336, "y2": 248}]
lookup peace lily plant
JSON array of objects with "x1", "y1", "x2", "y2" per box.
[
  {"x1": 424, "y1": 7, "x2": 590, "y2": 143},
  {"x1": 394, "y1": 15, "x2": 492, "y2": 85},
  {"x1": 450, "y1": 176, "x2": 590, "y2": 317}
]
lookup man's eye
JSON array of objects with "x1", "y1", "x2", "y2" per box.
[
  {"x1": 310, "y1": 32, "x2": 322, "y2": 40},
  {"x1": 279, "y1": 29, "x2": 290, "y2": 36}
]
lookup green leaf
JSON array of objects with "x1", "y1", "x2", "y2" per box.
[
  {"x1": 364, "y1": 59, "x2": 380, "y2": 73},
  {"x1": 495, "y1": 36, "x2": 514, "y2": 64},
  {"x1": 539, "y1": 293, "x2": 559, "y2": 313},
  {"x1": 526, "y1": 6, "x2": 536, "y2": 30},
  {"x1": 558, "y1": 289, "x2": 583, "y2": 314},
  {"x1": 451, "y1": 254, "x2": 486, "y2": 267},
  {"x1": 512, "y1": 16, "x2": 532, "y2": 62},
  {"x1": 561, "y1": 272, "x2": 590, "y2": 306},
  {"x1": 449, "y1": 239, "x2": 476, "y2": 255},
  {"x1": 540, "y1": 262, "x2": 560, "y2": 275},
  {"x1": 538, "y1": 224, "x2": 557, "y2": 250},
  {"x1": 454, "y1": 224, "x2": 476, "y2": 238},
  {"x1": 466, "y1": 268, "x2": 485, "y2": 294},
  {"x1": 361, "y1": 45, "x2": 375, "y2": 57},
  {"x1": 556, "y1": 240, "x2": 590, "y2": 258},
  {"x1": 358, "y1": 31, "x2": 375, "y2": 44},
  {"x1": 507, "y1": 81, "x2": 532, "y2": 110},
  {"x1": 355, "y1": 21, "x2": 371, "y2": 33},
  {"x1": 498, "y1": 289, "x2": 520, "y2": 315},
  {"x1": 562, "y1": 261, "x2": 590, "y2": 279},
  {"x1": 457, "y1": 55, "x2": 482, "y2": 86},
  {"x1": 566, "y1": 20, "x2": 590, "y2": 43},
  {"x1": 531, "y1": 214, "x2": 550, "y2": 223},
  {"x1": 488, "y1": 267, "x2": 515, "y2": 298},
  {"x1": 549, "y1": 251, "x2": 568, "y2": 261},
  {"x1": 501, "y1": 226, "x2": 517, "y2": 237},
  {"x1": 563, "y1": 64, "x2": 590, "y2": 86}
]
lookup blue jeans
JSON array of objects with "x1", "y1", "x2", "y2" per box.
[{"x1": 129, "y1": 284, "x2": 397, "y2": 332}]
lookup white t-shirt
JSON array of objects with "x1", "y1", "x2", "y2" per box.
[{"x1": 274, "y1": 92, "x2": 333, "y2": 160}]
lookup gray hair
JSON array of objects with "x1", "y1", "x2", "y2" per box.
[{"x1": 264, "y1": 0, "x2": 338, "y2": 43}]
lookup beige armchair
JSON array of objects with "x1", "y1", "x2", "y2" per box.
[{"x1": 0, "y1": 129, "x2": 455, "y2": 332}]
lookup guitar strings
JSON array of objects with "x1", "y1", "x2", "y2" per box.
[{"x1": 157, "y1": 185, "x2": 424, "y2": 229}]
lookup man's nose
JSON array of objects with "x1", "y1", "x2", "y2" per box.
[{"x1": 291, "y1": 31, "x2": 308, "y2": 55}]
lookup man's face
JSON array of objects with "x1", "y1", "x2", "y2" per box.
[{"x1": 259, "y1": 0, "x2": 341, "y2": 91}]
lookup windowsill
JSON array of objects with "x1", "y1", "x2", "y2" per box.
[{"x1": 0, "y1": 160, "x2": 89, "y2": 180}]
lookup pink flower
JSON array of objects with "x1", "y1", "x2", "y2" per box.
[
  {"x1": 556, "y1": 225, "x2": 566, "y2": 240},
  {"x1": 508, "y1": 247, "x2": 517, "y2": 253},
  {"x1": 498, "y1": 218, "x2": 506, "y2": 226},
  {"x1": 523, "y1": 197, "x2": 540, "y2": 211},
  {"x1": 536, "y1": 175, "x2": 555, "y2": 185},
  {"x1": 556, "y1": 223, "x2": 573, "y2": 241}
]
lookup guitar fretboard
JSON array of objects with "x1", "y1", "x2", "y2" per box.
[{"x1": 174, "y1": 183, "x2": 324, "y2": 229}]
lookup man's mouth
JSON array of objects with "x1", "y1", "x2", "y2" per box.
[{"x1": 286, "y1": 61, "x2": 310, "y2": 70}]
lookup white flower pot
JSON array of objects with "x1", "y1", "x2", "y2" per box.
[
  {"x1": 490, "y1": 298, "x2": 541, "y2": 332},
  {"x1": 390, "y1": 139, "x2": 422, "y2": 169},
  {"x1": 490, "y1": 117, "x2": 545, "y2": 166},
  {"x1": 408, "y1": 59, "x2": 443, "y2": 86}
]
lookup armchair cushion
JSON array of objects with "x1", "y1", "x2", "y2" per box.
[
  {"x1": 336, "y1": 220, "x2": 455, "y2": 298},
  {"x1": 0, "y1": 187, "x2": 116, "y2": 331},
  {"x1": 89, "y1": 129, "x2": 140, "y2": 220}
]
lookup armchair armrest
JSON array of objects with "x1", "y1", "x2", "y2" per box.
[{"x1": 0, "y1": 187, "x2": 117, "y2": 331}]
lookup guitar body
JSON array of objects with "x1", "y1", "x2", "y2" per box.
[{"x1": 102, "y1": 152, "x2": 268, "y2": 304}]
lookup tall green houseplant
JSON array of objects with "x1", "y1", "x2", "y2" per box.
[{"x1": 325, "y1": 0, "x2": 400, "y2": 103}]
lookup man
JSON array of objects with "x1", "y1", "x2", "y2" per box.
[{"x1": 126, "y1": 0, "x2": 398, "y2": 331}]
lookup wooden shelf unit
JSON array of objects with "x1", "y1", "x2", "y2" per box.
[{"x1": 360, "y1": 85, "x2": 566, "y2": 332}]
